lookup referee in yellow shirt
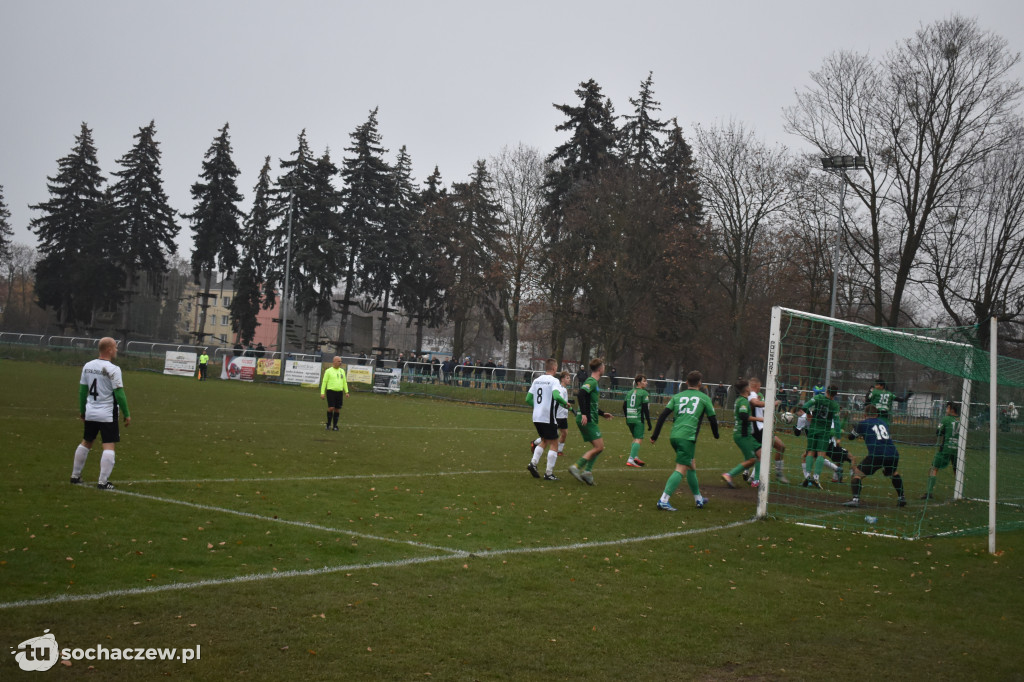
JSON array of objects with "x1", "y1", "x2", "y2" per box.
[{"x1": 320, "y1": 356, "x2": 350, "y2": 431}]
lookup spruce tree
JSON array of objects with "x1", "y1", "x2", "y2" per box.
[
  {"x1": 394, "y1": 166, "x2": 451, "y2": 354},
  {"x1": 361, "y1": 145, "x2": 417, "y2": 352},
  {"x1": 186, "y1": 123, "x2": 244, "y2": 343},
  {"x1": 266, "y1": 130, "x2": 316, "y2": 351},
  {"x1": 444, "y1": 160, "x2": 504, "y2": 361},
  {"x1": 29, "y1": 123, "x2": 114, "y2": 332},
  {"x1": 620, "y1": 72, "x2": 667, "y2": 174},
  {"x1": 268, "y1": 132, "x2": 342, "y2": 351},
  {"x1": 290, "y1": 149, "x2": 342, "y2": 347},
  {"x1": 542, "y1": 79, "x2": 620, "y2": 361},
  {"x1": 231, "y1": 157, "x2": 274, "y2": 346},
  {"x1": 337, "y1": 108, "x2": 392, "y2": 353},
  {"x1": 110, "y1": 120, "x2": 180, "y2": 338},
  {"x1": 659, "y1": 118, "x2": 704, "y2": 227}
]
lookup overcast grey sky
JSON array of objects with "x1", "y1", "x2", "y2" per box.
[{"x1": 2, "y1": 0, "x2": 1023, "y2": 254}]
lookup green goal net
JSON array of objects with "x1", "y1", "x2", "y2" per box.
[{"x1": 758, "y1": 307, "x2": 1024, "y2": 548}]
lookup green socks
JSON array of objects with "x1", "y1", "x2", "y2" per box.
[{"x1": 664, "y1": 471, "x2": 683, "y2": 496}]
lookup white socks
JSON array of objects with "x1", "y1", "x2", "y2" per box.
[
  {"x1": 546, "y1": 450, "x2": 558, "y2": 475},
  {"x1": 72, "y1": 445, "x2": 89, "y2": 478},
  {"x1": 531, "y1": 446, "x2": 543, "y2": 466},
  {"x1": 98, "y1": 450, "x2": 116, "y2": 484}
]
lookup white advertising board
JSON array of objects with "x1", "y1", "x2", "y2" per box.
[{"x1": 163, "y1": 351, "x2": 197, "y2": 377}]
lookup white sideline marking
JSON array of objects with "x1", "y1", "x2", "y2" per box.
[
  {"x1": 0, "y1": 519, "x2": 757, "y2": 610},
  {"x1": 110, "y1": 488, "x2": 463, "y2": 555}
]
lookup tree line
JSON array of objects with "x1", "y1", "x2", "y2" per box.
[{"x1": 3, "y1": 15, "x2": 1023, "y2": 380}]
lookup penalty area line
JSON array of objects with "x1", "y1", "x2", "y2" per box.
[{"x1": 0, "y1": 518, "x2": 758, "y2": 611}]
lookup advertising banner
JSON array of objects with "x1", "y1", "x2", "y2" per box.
[
  {"x1": 284, "y1": 360, "x2": 322, "y2": 386},
  {"x1": 163, "y1": 351, "x2": 197, "y2": 377},
  {"x1": 256, "y1": 358, "x2": 281, "y2": 377},
  {"x1": 221, "y1": 355, "x2": 256, "y2": 382},
  {"x1": 372, "y1": 367, "x2": 402, "y2": 394},
  {"x1": 346, "y1": 365, "x2": 374, "y2": 385}
]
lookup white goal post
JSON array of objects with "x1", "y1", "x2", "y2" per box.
[{"x1": 756, "y1": 307, "x2": 1000, "y2": 554}]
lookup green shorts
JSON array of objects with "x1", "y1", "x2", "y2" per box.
[
  {"x1": 733, "y1": 434, "x2": 760, "y2": 461},
  {"x1": 932, "y1": 449, "x2": 956, "y2": 469},
  {"x1": 669, "y1": 436, "x2": 696, "y2": 467},
  {"x1": 576, "y1": 418, "x2": 602, "y2": 443},
  {"x1": 626, "y1": 421, "x2": 645, "y2": 439},
  {"x1": 806, "y1": 429, "x2": 830, "y2": 452}
]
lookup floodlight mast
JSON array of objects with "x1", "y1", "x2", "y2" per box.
[
  {"x1": 279, "y1": 190, "x2": 295, "y2": 362},
  {"x1": 820, "y1": 154, "x2": 866, "y2": 385}
]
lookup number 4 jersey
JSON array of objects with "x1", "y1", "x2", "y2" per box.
[{"x1": 80, "y1": 358, "x2": 127, "y2": 423}]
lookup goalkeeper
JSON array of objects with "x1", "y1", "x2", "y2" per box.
[{"x1": 843, "y1": 404, "x2": 907, "y2": 508}]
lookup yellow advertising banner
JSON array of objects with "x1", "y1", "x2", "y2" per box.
[{"x1": 257, "y1": 358, "x2": 281, "y2": 376}]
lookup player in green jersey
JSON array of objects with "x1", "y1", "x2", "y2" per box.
[
  {"x1": 922, "y1": 401, "x2": 961, "y2": 500},
  {"x1": 622, "y1": 374, "x2": 652, "y2": 467},
  {"x1": 722, "y1": 379, "x2": 761, "y2": 488},
  {"x1": 795, "y1": 385, "x2": 841, "y2": 489},
  {"x1": 568, "y1": 358, "x2": 614, "y2": 486},
  {"x1": 866, "y1": 380, "x2": 896, "y2": 422},
  {"x1": 650, "y1": 370, "x2": 719, "y2": 510}
]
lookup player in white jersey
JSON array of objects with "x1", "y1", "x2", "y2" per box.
[
  {"x1": 748, "y1": 377, "x2": 788, "y2": 484},
  {"x1": 530, "y1": 371, "x2": 574, "y2": 461},
  {"x1": 71, "y1": 337, "x2": 131, "y2": 489},
  {"x1": 525, "y1": 358, "x2": 568, "y2": 480}
]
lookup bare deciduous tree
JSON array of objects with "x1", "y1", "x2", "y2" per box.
[
  {"x1": 490, "y1": 144, "x2": 547, "y2": 370},
  {"x1": 921, "y1": 121, "x2": 1024, "y2": 342},
  {"x1": 696, "y1": 120, "x2": 793, "y2": 376}
]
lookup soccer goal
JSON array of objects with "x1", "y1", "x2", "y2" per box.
[{"x1": 757, "y1": 307, "x2": 1024, "y2": 553}]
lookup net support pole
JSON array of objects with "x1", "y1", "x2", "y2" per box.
[
  {"x1": 989, "y1": 317, "x2": 997, "y2": 555},
  {"x1": 758, "y1": 306, "x2": 784, "y2": 519},
  {"x1": 954, "y1": 356, "x2": 973, "y2": 500}
]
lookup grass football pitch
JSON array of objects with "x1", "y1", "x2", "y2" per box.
[{"x1": 1, "y1": 360, "x2": 1022, "y2": 681}]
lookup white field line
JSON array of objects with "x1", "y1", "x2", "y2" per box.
[
  {"x1": 108, "y1": 488, "x2": 463, "y2": 555},
  {"x1": 120, "y1": 470, "x2": 519, "y2": 484},
  {"x1": 0, "y1": 519, "x2": 757, "y2": 610},
  {"x1": 120, "y1": 468, "x2": 682, "y2": 485}
]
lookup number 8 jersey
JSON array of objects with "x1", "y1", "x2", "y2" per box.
[{"x1": 80, "y1": 358, "x2": 125, "y2": 423}]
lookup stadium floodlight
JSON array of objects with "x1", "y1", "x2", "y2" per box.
[
  {"x1": 820, "y1": 154, "x2": 867, "y2": 384},
  {"x1": 278, "y1": 190, "x2": 295, "y2": 360}
]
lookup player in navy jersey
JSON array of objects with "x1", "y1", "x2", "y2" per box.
[{"x1": 843, "y1": 404, "x2": 906, "y2": 507}]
